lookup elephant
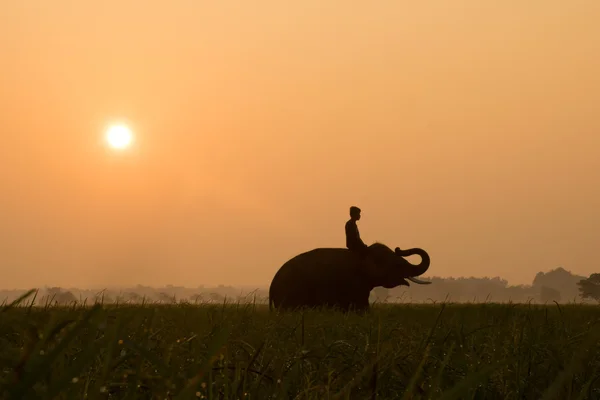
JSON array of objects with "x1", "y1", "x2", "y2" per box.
[{"x1": 268, "y1": 242, "x2": 431, "y2": 312}]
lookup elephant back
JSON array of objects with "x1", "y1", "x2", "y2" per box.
[{"x1": 269, "y1": 248, "x2": 367, "y2": 307}]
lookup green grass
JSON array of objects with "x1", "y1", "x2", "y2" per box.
[{"x1": 2, "y1": 291, "x2": 600, "y2": 399}]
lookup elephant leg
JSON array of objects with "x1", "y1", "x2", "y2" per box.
[
  {"x1": 347, "y1": 297, "x2": 369, "y2": 314},
  {"x1": 355, "y1": 292, "x2": 370, "y2": 312}
]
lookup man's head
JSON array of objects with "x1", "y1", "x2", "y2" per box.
[{"x1": 350, "y1": 206, "x2": 361, "y2": 221}]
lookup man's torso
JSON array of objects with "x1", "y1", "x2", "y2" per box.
[{"x1": 345, "y1": 219, "x2": 361, "y2": 249}]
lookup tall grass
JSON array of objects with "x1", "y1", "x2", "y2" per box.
[{"x1": 1, "y1": 290, "x2": 600, "y2": 399}]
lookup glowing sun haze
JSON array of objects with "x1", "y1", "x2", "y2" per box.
[
  {"x1": 0, "y1": 1, "x2": 599, "y2": 290},
  {"x1": 106, "y1": 124, "x2": 133, "y2": 150}
]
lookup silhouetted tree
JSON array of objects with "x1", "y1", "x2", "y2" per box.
[
  {"x1": 209, "y1": 292, "x2": 224, "y2": 303},
  {"x1": 540, "y1": 286, "x2": 562, "y2": 303},
  {"x1": 113, "y1": 292, "x2": 143, "y2": 303},
  {"x1": 158, "y1": 292, "x2": 176, "y2": 303},
  {"x1": 127, "y1": 292, "x2": 144, "y2": 302},
  {"x1": 577, "y1": 273, "x2": 600, "y2": 302},
  {"x1": 532, "y1": 267, "x2": 586, "y2": 302},
  {"x1": 44, "y1": 287, "x2": 77, "y2": 305},
  {"x1": 191, "y1": 293, "x2": 204, "y2": 304}
]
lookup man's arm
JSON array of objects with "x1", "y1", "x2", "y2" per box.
[
  {"x1": 352, "y1": 222, "x2": 367, "y2": 248},
  {"x1": 346, "y1": 221, "x2": 365, "y2": 248}
]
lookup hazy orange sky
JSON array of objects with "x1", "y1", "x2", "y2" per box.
[{"x1": 1, "y1": 1, "x2": 599, "y2": 289}]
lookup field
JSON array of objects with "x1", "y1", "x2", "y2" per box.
[{"x1": 2, "y1": 292, "x2": 600, "y2": 399}]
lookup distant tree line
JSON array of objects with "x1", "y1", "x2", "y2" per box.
[
  {"x1": 2, "y1": 267, "x2": 600, "y2": 306},
  {"x1": 374, "y1": 267, "x2": 600, "y2": 304}
]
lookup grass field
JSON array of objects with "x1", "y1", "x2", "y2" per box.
[{"x1": 2, "y1": 291, "x2": 600, "y2": 399}]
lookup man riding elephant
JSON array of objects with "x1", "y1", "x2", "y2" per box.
[
  {"x1": 345, "y1": 206, "x2": 375, "y2": 268},
  {"x1": 268, "y1": 206, "x2": 431, "y2": 311}
]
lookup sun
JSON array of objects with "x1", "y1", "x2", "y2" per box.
[{"x1": 105, "y1": 124, "x2": 134, "y2": 150}]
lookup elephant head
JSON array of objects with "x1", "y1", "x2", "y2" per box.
[{"x1": 361, "y1": 243, "x2": 431, "y2": 289}]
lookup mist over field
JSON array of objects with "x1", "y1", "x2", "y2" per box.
[{"x1": 2, "y1": 266, "x2": 599, "y2": 307}]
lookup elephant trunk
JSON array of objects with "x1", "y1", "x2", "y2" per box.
[{"x1": 395, "y1": 247, "x2": 430, "y2": 277}]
